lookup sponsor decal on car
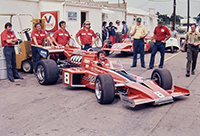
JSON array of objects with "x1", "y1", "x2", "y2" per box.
[{"x1": 83, "y1": 75, "x2": 96, "y2": 82}]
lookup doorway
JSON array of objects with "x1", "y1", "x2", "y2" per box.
[{"x1": 81, "y1": 12, "x2": 86, "y2": 28}]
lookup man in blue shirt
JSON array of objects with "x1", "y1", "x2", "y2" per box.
[
  {"x1": 106, "y1": 22, "x2": 117, "y2": 44},
  {"x1": 102, "y1": 21, "x2": 108, "y2": 43},
  {"x1": 122, "y1": 21, "x2": 128, "y2": 40}
]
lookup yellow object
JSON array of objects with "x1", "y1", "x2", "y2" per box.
[
  {"x1": 31, "y1": 19, "x2": 45, "y2": 29},
  {"x1": 16, "y1": 41, "x2": 32, "y2": 69}
]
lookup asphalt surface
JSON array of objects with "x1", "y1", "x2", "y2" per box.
[{"x1": 0, "y1": 50, "x2": 200, "y2": 136}]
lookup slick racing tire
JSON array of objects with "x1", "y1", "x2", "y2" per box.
[
  {"x1": 171, "y1": 46, "x2": 174, "y2": 53},
  {"x1": 148, "y1": 41, "x2": 154, "y2": 53},
  {"x1": 95, "y1": 74, "x2": 115, "y2": 104},
  {"x1": 22, "y1": 59, "x2": 33, "y2": 73},
  {"x1": 151, "y1": 68, "x2": 173, "y2": 90},
  {"x1": 36, "y1": 59, "x2": 59, "y2": 85},
  {"x1": 103, "y1": 39, "x2": 112, "y2": 56}
]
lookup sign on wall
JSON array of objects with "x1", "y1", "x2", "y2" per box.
[
  {"x1": 68, "y1": 12, "x2": 77, "y2": 21},
  {"x1": 40, "y1": 11, "x2": 58, "y2": 32}
]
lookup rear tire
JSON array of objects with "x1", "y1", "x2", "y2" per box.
[
  {"x1": 95, "y1": 74, "x2": 115, "y2": 104},
  {"x1": 36, "y1": 59, "x2": 59, "y2": 85},
  {"x1": 103, "y1": 39, "x2": 112, "y2": 56},
  {"x1": 151, "y1": 68, "x2": 173, "y2": 90},
  {"x1": 22, "y1": 59, "x2": 33, "y2": 73},
  {"x1": 171, "y1": 46, "x2": 174, "y2": 53},
  {"x1": 148, "y1": 41, "x2": 154, "y2": 53}
]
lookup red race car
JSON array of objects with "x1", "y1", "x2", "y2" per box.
[
  {"x1": 102, "y1": 36, "x2": 154, "y2": 56},
  {"x1": 35, "y1": 46, "x2": 190, "y2": 108}
]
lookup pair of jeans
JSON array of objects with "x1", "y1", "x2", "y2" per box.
[
  {"x1": 186, "y1": 45, "x2": 199, "y2": 72},
  {"x1": 3, "y1": 46, "x2": 20, "y2": 80},
  {"x1": 132, "y1": 39, "x2": 145, "y2": 67},
  {"x1": 149, "y1": 41, "x2": 166, "y2": 68},
  {"x1": 81, "y1": 44, "x2": 91, "y2": 50},
  {"x1": 31, "y1": 45, "x2": 41, "y2": 72}
]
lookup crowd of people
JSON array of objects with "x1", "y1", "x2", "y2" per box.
[
  {"x1": 1, "y1": 17, "x2": 200, "y2": 82},
  {"x1": 102, "y1": 20, "x2": 128, "y2": 44}
]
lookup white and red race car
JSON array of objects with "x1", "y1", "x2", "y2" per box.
[
  {"x1": 35, "y1": 46, "x2": 190, "y2": 108},
  {"x1": 102, "y1": 36, "x2": 154, "y2": 56}
]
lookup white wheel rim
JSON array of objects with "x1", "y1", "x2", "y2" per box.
[
  {"x1": 23, "y1": 62, "x2": 31, "y2": 72},
  {"x1": 37, "y1": 65, "x2": 45, "y2": 81},
  {"x1": 95, "y1": 79, "x2": 102, "y2": 100}
]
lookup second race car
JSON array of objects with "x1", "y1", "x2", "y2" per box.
[{"x1": 102, "y1": 36, "x2": 153, "y2": 56}]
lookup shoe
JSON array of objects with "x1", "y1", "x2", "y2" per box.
[
  {"x1": 147, "y1": 67, "x2": 153, "y2": 70},
  {"x1": 14, "y1": 76, "x2": 24, "y2": 80},
  {"x1": 141, "y1": 66, "x2": 146, "y2": 68},
  {"x1": 185, "y1": 71, "x2": 190, "y2": 77},
  {"x1": 159, "y1": 66, "x2": 163, "y2": 68},
  {"x1": 130, "y1": 65, "x2": 136, "y2": 68},
  {"x1": 191, "y1": 71, "x2": 195, "y2": 75},
  {"x1": 9, "y1": 78, "x2": 15, "y2": 82}
]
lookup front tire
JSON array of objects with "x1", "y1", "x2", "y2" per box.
[
  {"x1": 36, "y1": 59, "x2": 59, "y2": 85},
  {"x1": 95, "y1": 74, "x2": 115, "y2": 104},
  {"x1": 151, "y1": 68, "x2": 173, "y2": 90}
]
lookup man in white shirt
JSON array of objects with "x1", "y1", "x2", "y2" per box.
[{"x1": 115, "y1": 20, "x2": 123, "y2": 43}]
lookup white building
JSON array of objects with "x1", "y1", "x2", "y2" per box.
[{"x1": 0, "y1": 0, "x2": 157, "y2": 40}]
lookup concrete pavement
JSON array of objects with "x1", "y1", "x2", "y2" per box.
[{"x1": 0, "y1": 51, "x2": 200, "y2": 136}]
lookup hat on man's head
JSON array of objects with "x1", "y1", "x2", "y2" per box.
[
  {"x1": 136, "y1": 17, "x2": 142, "y2": 22},
  {"x1": 116, "y1": 20, "x2": 120, "y2": 23},
  {"x1": 157, "y1": 18, "x2": 163, "y2": 23}
]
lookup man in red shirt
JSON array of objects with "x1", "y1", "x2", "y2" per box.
[
  {"x1": 148, "y1": 18, "x2": 171, "y2": 69},
  {"x1": 52, "y1": 21, "x2": 71, "y2": 60},
  {"x1": 52, "y1": 21, "x2": 71, "y2": 47},
  {"x1": 75, "y1": 21, "x2": 98, "y2": 50},
  {"x1": 31, "y1": 22, "x2": 54, "y2": 72},
  {"x1": 1, "y1": 22, "x2": 23, "y2": 82}
]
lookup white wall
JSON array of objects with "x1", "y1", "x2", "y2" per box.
[
  {"x1": 0, "y1": 0, "x2": 38, "y2": 39},
  {"x1": 102, "y1": 9, "x2": 126, "y2": 24},
  {"x1": 65, "y1": 5, "x2": 102, "y2": 38},
  {"x1": 39, "y1": 1, "x2": 102, "y2": 42}
]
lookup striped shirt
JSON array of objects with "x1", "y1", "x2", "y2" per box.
[{"x1": 185, "y1": 31, "x2": 200, "y2": 44}]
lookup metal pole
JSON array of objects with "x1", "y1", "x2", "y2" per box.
[
  {"x1": 172, "y1": 0, "x2": 176, "y2": 28},
  {"x1": 187, "y1": 0, "x2": 190, "y2": 32},
  {"x1": 118, "y1": 0, "x2": 120, "y2": 8}
]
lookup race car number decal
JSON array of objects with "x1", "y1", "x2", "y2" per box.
[
  {"x1": 154, "y1": 91, "x2": 165, "y2": 98},
  {"x1": 64, "y1": 72, "x2": 70, "y2": 84},
  {"x1": 70, "y1": 55, "x2": 83, "y2": 64}
]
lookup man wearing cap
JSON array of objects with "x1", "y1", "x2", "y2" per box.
[
  {"x1": 148, "y1": 18, "x2": 171, "y2": 69},
  {"x1": 182, "y1": 23, "x2": 200, "y2": 77},
  {"x1": 130, "y1": 17, "x2": 148, "y2": 68},
  {"x1": 115, "y1": 20, "x2": 123, "y2": 43}
]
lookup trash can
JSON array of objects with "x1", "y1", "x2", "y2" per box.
[{"x1": 0, "y1": 46, "x2": 7, "y2": 79}]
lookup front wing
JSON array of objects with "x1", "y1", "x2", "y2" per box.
[{"x1": 120, "y1": 84, "x2": 190, "y2": 108}]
